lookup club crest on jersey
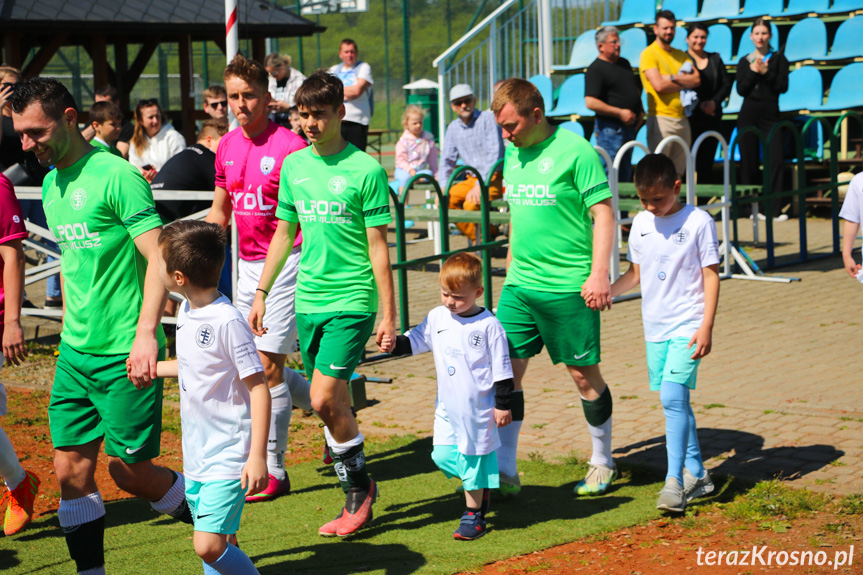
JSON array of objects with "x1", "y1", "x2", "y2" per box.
[
  {"x1": 196, "y1": 324, "x2": 216, "y2": 348},
  {"x1": 328, "y1": 176, "x2": 348, "y2": 194},
  {"x1": 673, "y1": 227, "x2": 689, "y2": 245},
  {"x1": 538, "y1": 157, "x2": 554, "y2": 174},
  {"x1": 70, "y1": 188, "x2": 87, "y2": 210},
  {"x1": 468, "y1": 331, "x2": 484, "y2": 349},
  {"x1": 658, "y1": 271, "x2": 667, "y2": 280},
  {"x1": 12, "y1": 215, "x2": 20, "y2": 223},
  {"x1": 260, "y1": 156, "x2": 276, "y2": 175},
  {"x1": 447, "y1": 366, "x2": 456, "y2": 376}
]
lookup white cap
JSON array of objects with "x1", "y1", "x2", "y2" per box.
[{"x1": 449, "y1": 84, "x2": 474, "y2": 102}]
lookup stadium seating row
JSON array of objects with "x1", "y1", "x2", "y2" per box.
[
  {"x1": 603, "y1": 0, "x2": 863, "y2": 28},
  {"x1": 534, "y1": 61, "x2": 863, "y2": 117},
  {"x1": 554, "y1": 16, "x2": 863, "y2": 72}
]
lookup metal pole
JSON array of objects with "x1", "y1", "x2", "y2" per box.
[
  {"x1": 296, "y1": 0, "x2": 304, "y2": 72},
  {"x1": 384, "y1": 0, "x2": 392, "y2": 130},
  {"x1": 539, "y1": 0, "x2": 553, "y2": 75},
  {"x1": 202, "y1": 42, "x2": 209, "y2": 88},
  {"x1": 225, "y1": 0, "x2": 239, "y2": 62},
  {"x1": 402, "y1": 0, "x2": 411, "y2": 85}
]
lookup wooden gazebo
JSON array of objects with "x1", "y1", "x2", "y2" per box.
[{"x1": 0, "y1": 0, "x2": 325, "y2": 142}]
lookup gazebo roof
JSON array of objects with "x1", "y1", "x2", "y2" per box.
[{"x1": 0, "y1": 0, "x2": 324, "y2": 39}]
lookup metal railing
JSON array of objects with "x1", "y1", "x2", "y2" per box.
[{"x1": 433, "y1": 0, "x2": 612, "y2": 143}]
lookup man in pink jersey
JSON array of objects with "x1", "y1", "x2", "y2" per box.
[
  {"x1": 206, "y1": 54, "x2": 310, "y2": 501},
  {"x1": 0, "y1": 173, "x2": 41, "y2": 536}
]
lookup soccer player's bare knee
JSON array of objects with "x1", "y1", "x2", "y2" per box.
[
  {"x1": 108, "y1": 459, "x2": 171, "y2": 498},
  {"x1": 54, "y1": 445, "x2": 99, "y2": 497},
  {"x1": 567, "y1": 364, "x2": 606, "y2": 399},
  {"x1": 259, "y1": 351, "x2": 287, "y2": 388},
  {"x1": 194, "y1": 532, "x2": 227, "y2": 563}
]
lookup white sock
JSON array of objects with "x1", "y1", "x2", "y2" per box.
[
  {"x1": 59, "y1": 492, "x2": 105, "y2": 528},
  {"x1": 284, "y1": 368, "x2": 312, "y2": 411},
  {"x1": 587, "y1": 417, "x2": 613, "y2": 468},
  {"x1": 150, "y1": 471, "x2": 186, "y2": 515},
  {"x1": 268, "y1": 382, "x2": 292, "y2": 480},
  {"x1": 497, "y1": 421, "x2": 522, "y2": 479},
  {"x1": 79, "y1": 567, "x2": 106, "y2": 575},
  {"x1": 0, "y1": 427, "x2": 26, "y2": 490},
  {"x1": 324, "y1": 427, "x2": 364, "y2": 454}
]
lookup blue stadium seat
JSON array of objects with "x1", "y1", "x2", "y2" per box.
[
  {"x1": 661, "y1": 0, "x2": 699, "y2": 21},
  {"x1": 548, "y1": 74, "x2": 594, "y2": 117},
  {"x1": 735, "y1": 22, "x2": 779, "y2": 61},
  {"x1": 715, "y1": 126, "x2": 742, "y2": 163},
  {"x1": 705, "y1": 24, "x2": 733, "y2": 62},
  {"x1": 823, "y1": 0, "x2": 863, "y2": 14},
  {"x1": 601, "y1": 0, "x2": 655, "y2": 27},
  {"x1": 558, "y1": 120, "x2": 585, "y2": 138},
  {"x1": 823, "y1": 16, "x2": 863, "y2": 61},
  {"x1": 774, "y1": 0, "x2": 829, "y2": 17},
  {"x1": 671, "y1": 26, "x2": 689, "y2": 52},
  {"x1": 784, "y1": 18, "x2": 828, "y2": 62},
  {"x1": 811, "y1": 62, "x2": 863, "y2": 111},
  {"x1": 528, "y1": 74, "x2": 554, "y2": 113},
  {"x1": 688, "y1": 0, "x2": 740, "y2": 21},
  {"x1": 740, "y1": 0, "x2": 783, "y2": 18},
  {"x1": 723, "y1": 81, "x2": 743, "y2": 114},
  {"x1": 619, "y1": 28, "x2": 648, "y2": 64},
  {"x1": 779, "y1": 66, "x2": 824, "y2": 112},
  {"x1": 551, "y1": 30, "x2": 598, "y2": 72}
]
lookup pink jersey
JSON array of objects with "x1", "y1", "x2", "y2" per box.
[
  {"x1": 0, "y1": 174, "x2": 28, "y2": 325},
  {"x1": 215, "y1": 122, "x2": 307, "y2": 260}
]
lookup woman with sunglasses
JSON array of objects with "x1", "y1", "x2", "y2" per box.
[{"x1": 129, "y1": 98, "x2": 186, "y2": 182}]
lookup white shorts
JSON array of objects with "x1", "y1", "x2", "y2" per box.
[{"x1": 235, "y1": 247, "x2": 301, "y2": 355}]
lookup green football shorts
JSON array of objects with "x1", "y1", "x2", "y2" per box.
[
  {"x1": 496, "y1": 285, "x2": 600, "y2": 366},
  {"x1": 49, "y1": 343, "x2": 165, "y2": 463},
  {"x1": 296, "y1": 312, "x2": 376, "y2": 380}
]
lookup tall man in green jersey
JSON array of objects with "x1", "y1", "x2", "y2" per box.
[
  {"x1": 10, "y1": 79, "x2": 190, "y2": 574},
  {"x1": 491, "y1": 78, "x2": 618, "y2": 496},
  {"x1": 249, "y1": 71, "x2": 395, "y2": 537}
]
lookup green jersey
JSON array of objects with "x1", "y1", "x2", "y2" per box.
[
  {"x1": 92, "y1": 138, "x2": 123, "y2": 158},
  {"x1": 43, "y1": 148, "x2": 166, "y2": 354},
  {"x1": 276, "y1": 143, "x2": 392, "y2": 313},
  {"x1": 504, "y1": 127, "x2": 611, "y2": 292}
]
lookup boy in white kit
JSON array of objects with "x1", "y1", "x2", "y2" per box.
[
  {"x1": 608, "y1": 154, "x2": 719, "y2": 513},
  {"x1": 382, "y1": 253, "x2": 513, "y2": 540},
  {"x1": 150, "y1": 220, "x2": 270, "y2": 574},
  {"x1": 840, "y1": 172, "x2": 863, "y2": 281}
]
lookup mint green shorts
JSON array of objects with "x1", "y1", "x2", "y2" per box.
[
  {"x1": 645, "y1": 338, "x2": 701, "y2": 391},
  {"x1": 496, "y1": 285, "x2": 600, "y2": 366},
  {"x1": 431, "y1": 445, "x2": 500, "y2": 491},
  {"x1": 185, "y1": 478, "x2": 246, "y2": 534},
  {"x1": 296, "y1": 312, "x2": 376, "y2": 380}
]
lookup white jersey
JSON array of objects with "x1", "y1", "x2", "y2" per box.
[
  {"x1": 176, "y1": 295, "x2": 265, "y2": 481},
  {"x1": 628, "y1": 204, "x2": 719, "y2": 342},
  {"x1": 839, "y1": 173, "x2": 863, "y2": 226},
  {"x1": 328, "y1": 61, "x2": 374, "y2": 126},
  {"x1": 405, "y1": 306, "x2": 513, "y2": 456}
]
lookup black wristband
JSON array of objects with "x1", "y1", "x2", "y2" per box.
[
  {"x1": 391, "y1": 334, "x2": 413, "y2": 356},
  {"x1": 256, "y1": 288, "x2": 268, "y2": 296},
  {"x1": 494, "y1": 377, "x2": 515, "y2": 410}
]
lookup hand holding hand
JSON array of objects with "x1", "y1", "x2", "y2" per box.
[{"x1": 494, "y1": 408, "x2": 512, "y2": 428}]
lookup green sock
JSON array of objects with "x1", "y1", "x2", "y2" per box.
[{"x1": 581, "y1": 386, "x2": 613, "y2": 427}]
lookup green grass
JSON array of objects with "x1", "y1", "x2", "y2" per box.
[
  {"x1": 719, "y1": 480, "x2": 829, "y2": 522},
  {"x1": 0, "y1": 435, "x2": 668, "y2": 574}
]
